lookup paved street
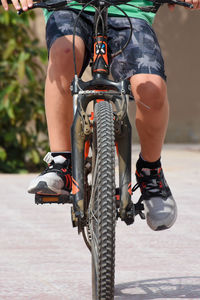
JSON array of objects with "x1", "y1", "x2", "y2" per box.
[{"x1": 0, "y1": 145, "x2": 200, "y2": 300}]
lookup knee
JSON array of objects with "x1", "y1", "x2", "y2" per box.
[
  {"x1": 48, "y1": 36, "x2": 85, "y2": 80},
  {"x1": 49, "y1": 39, "x2": 74, "y2": 77},
  {"x1": 50, "y1": 38, "x2": 73, "y2": 65},
  {"x1": 131, "y1": 75, "x2": 167, "y2": 111},
  {"x1": 47, "y1": 37, "x2": 83, "y2": 93}
]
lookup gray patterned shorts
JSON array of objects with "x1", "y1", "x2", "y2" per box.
[{"x1": 46, "y1": 9, "x2": 166, "y2": 81}]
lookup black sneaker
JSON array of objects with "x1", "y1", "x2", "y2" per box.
[
  {"x1": 134, "y1": 167, "x2": 177, "y2": 231},
  {"x1": 27, "y1": 152, "x2": 72, "y2": 195}
]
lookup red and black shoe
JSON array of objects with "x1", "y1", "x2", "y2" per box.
[
  {"x1": 28, "y1": 152, "x2": 72, "y2": 195},
  {"x1": 134, "y1": 166, "x2": 177, "y2": 231}
]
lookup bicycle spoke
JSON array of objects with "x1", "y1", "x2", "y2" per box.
[{"x1": 90, "y1": 209, "x2": 98, "y2": 223}]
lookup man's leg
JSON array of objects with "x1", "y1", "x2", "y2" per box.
[
  {"x1": 130, "y1": 73, "x2": 177, "y2": 231},
  {"x1": 28, "y1": 35, "x2": 85, "y2": 195},
  {"x1": 130, "y1": 73, "x2": 169, "y2": 162},
  {"x1": 45, "y1": 35, "x2": 85, "y2": 152}
]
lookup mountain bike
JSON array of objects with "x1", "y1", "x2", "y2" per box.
[{"x1": 3, "y1": 0, "x2": 193, "y2": 298}]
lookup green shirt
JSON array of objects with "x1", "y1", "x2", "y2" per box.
[{"x1": 43, "y1": 0, "x2": 156, "y2": 25}]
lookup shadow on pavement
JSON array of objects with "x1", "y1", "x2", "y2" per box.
[{"x1": 115, "y1": 276, "x2": 200, "y2": 299}]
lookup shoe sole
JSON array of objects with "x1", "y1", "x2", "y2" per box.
[{"x1": 28, "y1": 181, "x2": 59, "y2": 195}]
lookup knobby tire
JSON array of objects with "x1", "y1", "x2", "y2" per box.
[{"x1": 89, "y1": 101, "x2": 116, "y2": 300}]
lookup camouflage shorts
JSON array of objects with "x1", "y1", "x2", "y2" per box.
[{"x1": 46, "y1": 9, "x2": 166, "y2": 81}]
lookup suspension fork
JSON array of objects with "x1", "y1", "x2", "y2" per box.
[
  {"x1": 71, "y1": 94, "x2": 90, "y2": 221},
  {"x1": 71, "y1": 92, "x2": 134, "y2": 225},
  {"x1": 115, "y1": 97, "x2": 134, "y2": 224}
]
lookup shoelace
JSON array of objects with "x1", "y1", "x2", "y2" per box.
[{"x1": 132, "y1": 172, "x2": 168, "y2": 200}]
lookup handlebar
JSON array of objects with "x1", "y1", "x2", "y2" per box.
[
  {"x1": 152, "y1": 0, "x2": 193, "y2": 8},
  {"x1": 1, "y1": 0, "x2": 193, "y2": 13}
]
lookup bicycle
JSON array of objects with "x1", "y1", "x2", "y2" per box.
[{"x1": 3, "y1": 0, "x2": 193, "y2": 298}]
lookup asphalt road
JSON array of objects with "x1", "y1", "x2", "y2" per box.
[{"x1": 0, "y1": 145, "x2": 200, "y2": 300}]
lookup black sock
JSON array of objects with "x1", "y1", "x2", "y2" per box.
[{"x1": 136, "y1": 154, "x2": 161, "y2": 172}]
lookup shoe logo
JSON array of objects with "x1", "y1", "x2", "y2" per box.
[
  {"x1": 65, "y1": 174, "x2": 72, "y2": 190},
  {"x1": 72, "y1": 177, "x2": 80, "y2": 195}
]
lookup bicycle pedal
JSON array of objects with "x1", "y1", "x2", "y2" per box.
[
  {"x1": 134, "y1": 202, "x2": 146, "y2": 220},
  {"x1": 35, "y1": 194, "x2": 72, "y2": 205}
]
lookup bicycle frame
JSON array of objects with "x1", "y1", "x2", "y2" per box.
[{"x1": 70, "y1": 4, "x2": 134, "y2": 226}]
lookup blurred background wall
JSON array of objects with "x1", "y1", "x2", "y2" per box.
[
  {"x1": 154, "y1": 6, "x2": 200, "y2": 143},
  {"x1": 34, "y1": 6, "x2": 200, "y2": 143}
]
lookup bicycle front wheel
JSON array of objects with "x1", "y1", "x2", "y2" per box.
[{"x1": 89, "y1": 101, "x2": 116, "y2": 300}]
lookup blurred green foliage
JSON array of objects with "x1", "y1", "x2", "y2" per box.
[{"x1": 0, "y1": 8, "x2": 48, "y2": 173}]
